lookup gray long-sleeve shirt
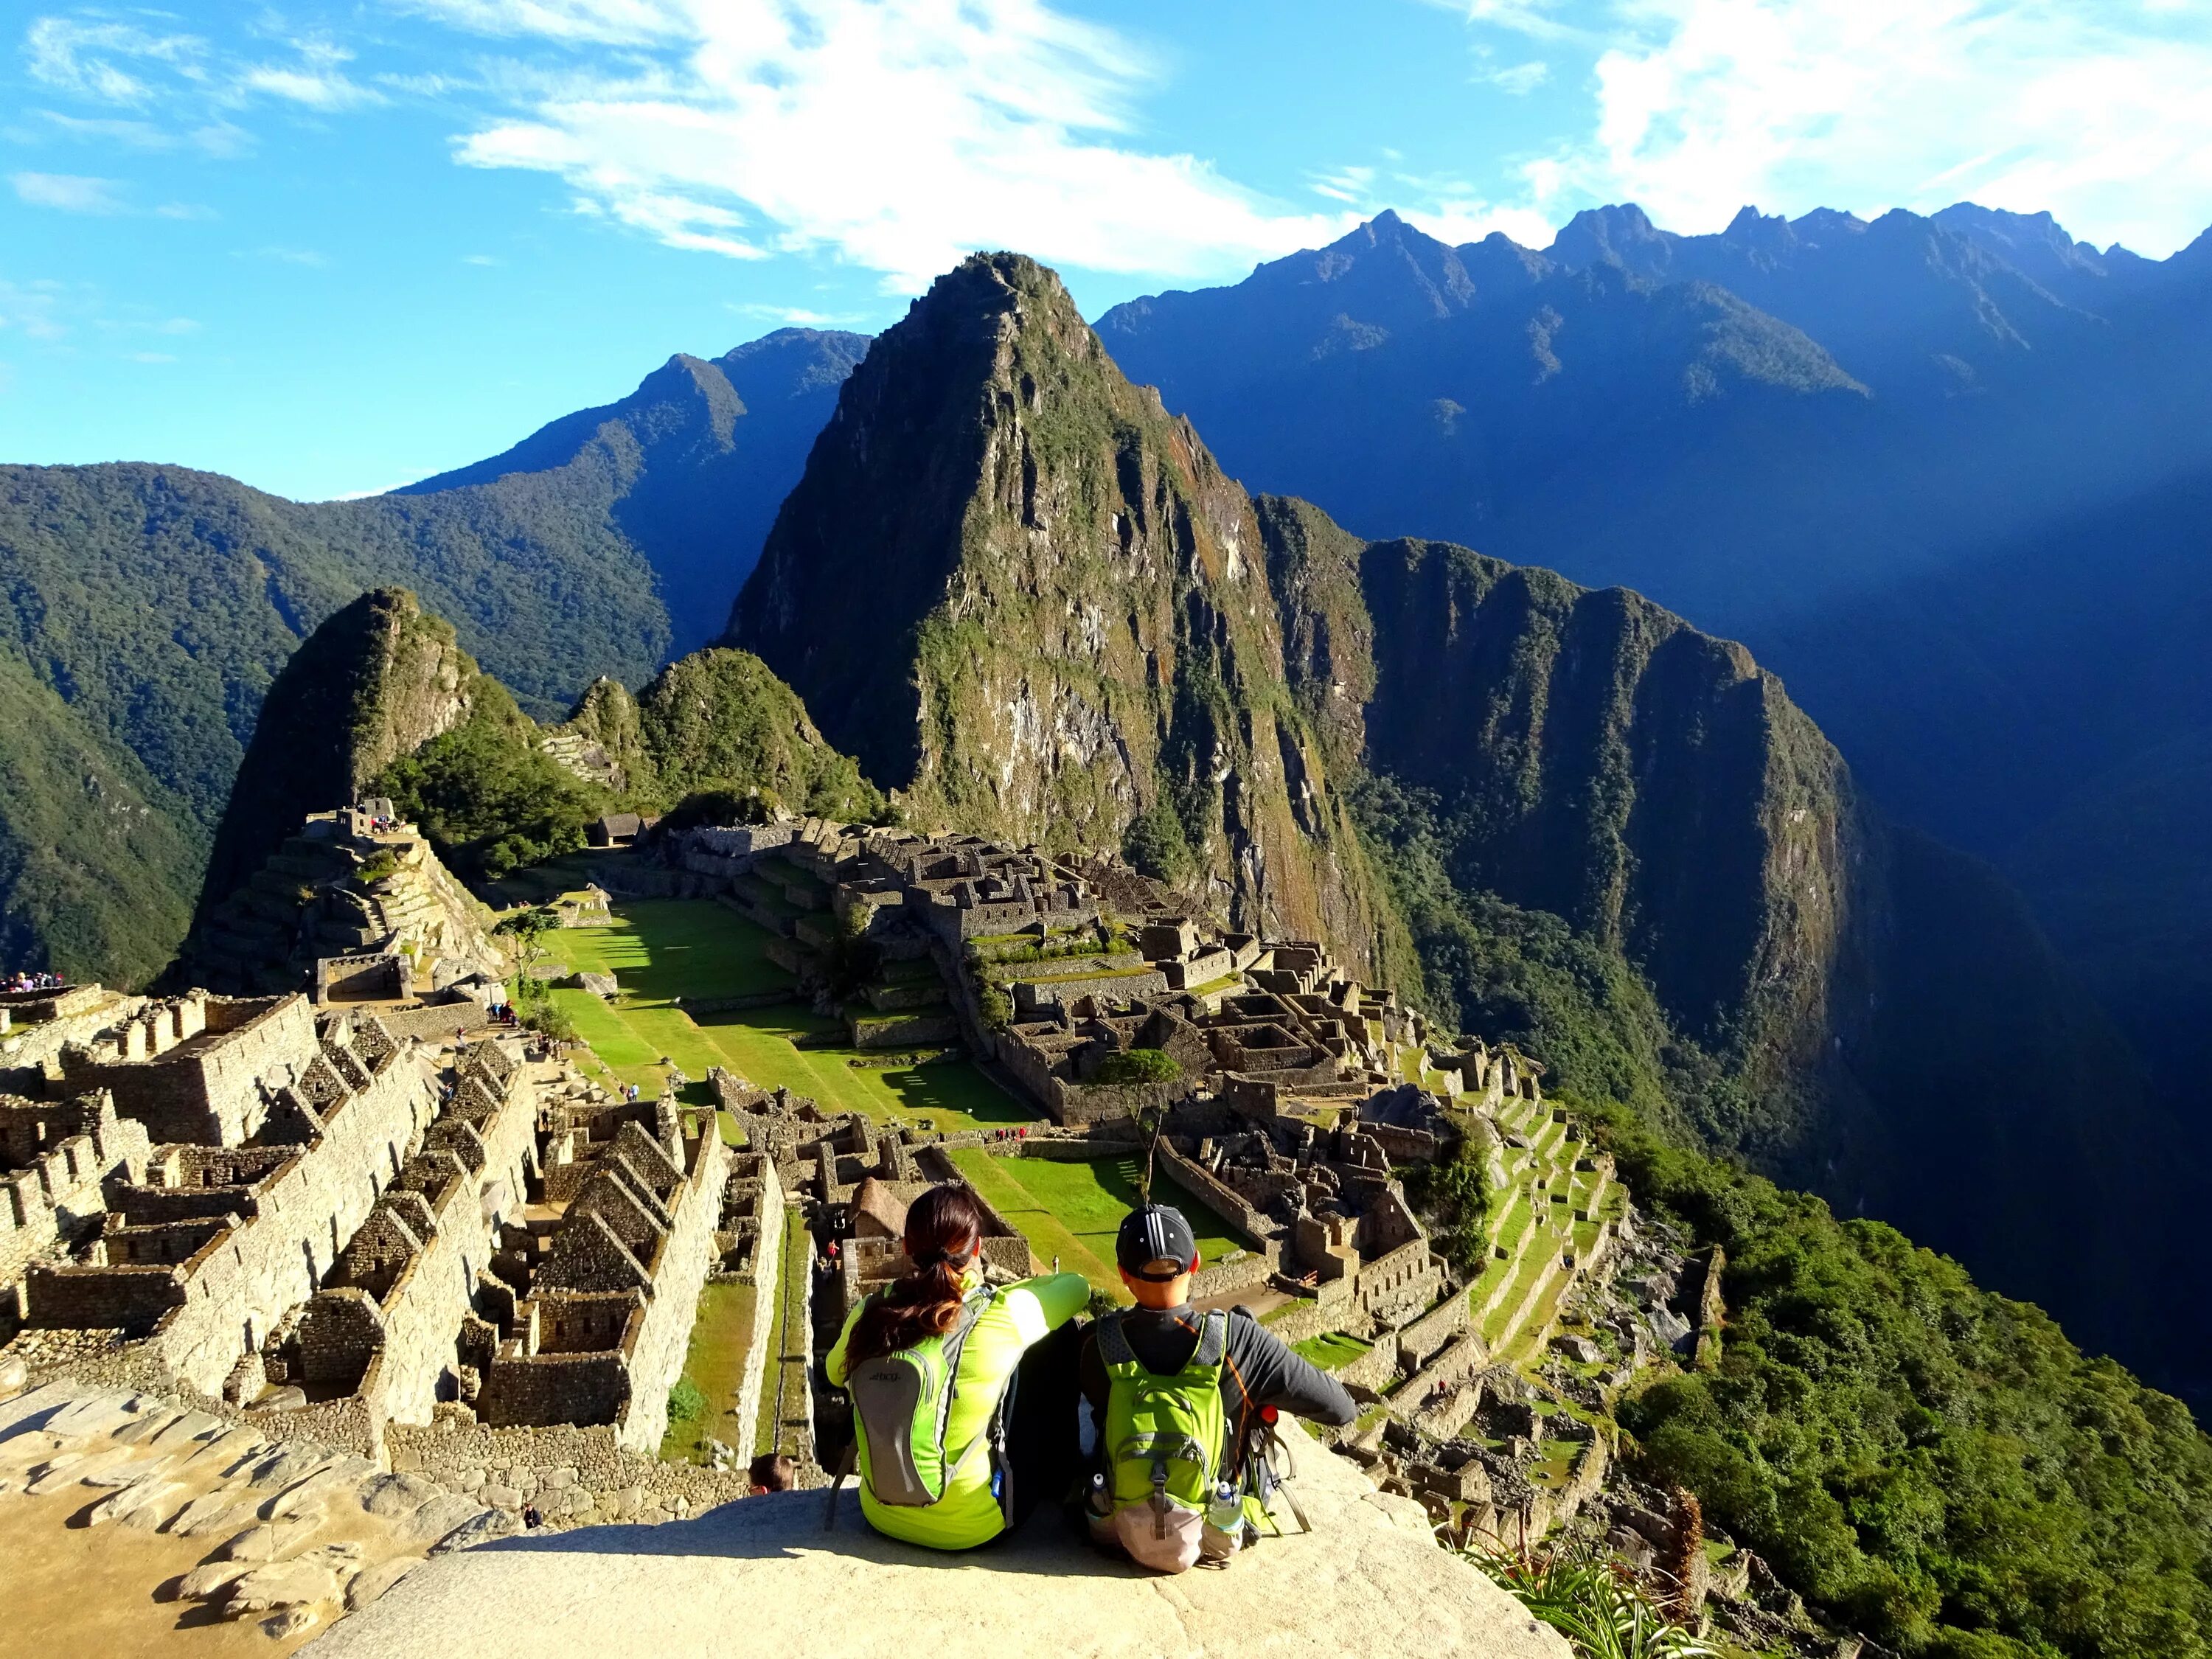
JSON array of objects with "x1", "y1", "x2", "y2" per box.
[{"x1": 1078, "y1": 1303, "x2": 1358, "y2": 1474}]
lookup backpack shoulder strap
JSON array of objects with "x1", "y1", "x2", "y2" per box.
[
  {"x1": 1095, "y1": 1308, "x2": 1145, "y2": 1376},
  {"x1": 1192, "y1": 1308, "x2": 1229, "y2": 1372},
  {"x1": 939, "y1": 1282, "x2": 995, "y2": 1365}
]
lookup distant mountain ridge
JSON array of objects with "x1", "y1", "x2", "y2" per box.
[
  {"x1": 400, "y1": 327, "x2": 867, "y2": 658},
  {"x1": 723, "y1": 248, "x2": 2191, "y2": 1402},
  {"x1": 1096, "y1": 198, "x2": 2212, "y2": 1152},
  {"x1": 0, "y1": 327, "x2": 863, "y2": 985}
]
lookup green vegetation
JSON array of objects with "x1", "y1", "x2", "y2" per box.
[
  {"x1": 493, "y1": 905, "x2": 560, "y2": 979},
  {"x1": 535, "y1": 897, "x2": 1026, "y2": 1130},
  {"x1": 1401, "y1": 1132, "x2": 1491, "y2": 1276},
  {"x1": 375, "y1": 644, "x2": 885, "y2": 886},
  {"x1": 1122, "y1": 796, "x2": 1197, "y2": 887},
  {"x1": 757, "y1": 1209, "x2": 810, "y2": 1457},
  {"x1": 1597, "y1": 1102, "x2": 2212, "y2": 1659},
  {"x1": 631, "y1": 648, "x2": 883, "y2": 821},
  {"x1": 0, "y1": 650, "x2": 198, "y2": 987},
  {"x1": 947, "y1": 1148, "x2": 1244, "y2": 1297},
  {"x1": 661, "y1": 1279, "x2": 757, "y2": 1466},
  {"x1": 1464, "y1": 1541, "x2": 1718, "y2": 1659},
  {"x1": 1293, "y1": 1332, "x2": 1372, "y2": 1371},
  {"x1": 666, "y1": 1377, "x2": 706, "y2": 1426},
  {"x1": 1087, "y1": 1047, "x2": 1180, "y2": 1086},
  {"x1": 0, "y1": 456, "x2": 679, "y2": 975},
  {"x1": 380, "y1": 697, "x2": 609, "y2": 880}
]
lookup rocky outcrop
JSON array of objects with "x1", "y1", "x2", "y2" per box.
[
  {"x1": 193, "y1": 589, "x2": 495, "y2": 928},
  {"x1": 304, "y1": 1420, "x2": 1569, "y2": 1659},
  {"x1": 728, "y1": 254, "x2": 1395, "y2": 968}
]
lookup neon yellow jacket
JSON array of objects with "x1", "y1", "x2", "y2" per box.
[{"x1": 826, "y1": 1268, "x2": 1087, "y2": 1549}]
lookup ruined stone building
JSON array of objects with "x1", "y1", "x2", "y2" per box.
[
  {"x1": 9, "y1": 998, "x2": 444, "y2": 1397},
  {"x1": 175, "y1": 804, "x2": 508, "y2": 1004},
  {"x1": 476, "y1": 1110, "x2": 730, "y2": 1454}
]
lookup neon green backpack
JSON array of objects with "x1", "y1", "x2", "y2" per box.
[
  {"x1": 1096, "y1": 1308, "x2": 1231, "y2": 1572},
  {"x1": 844, "y1": 1284, "x2": 1012, "y2": 1514}
]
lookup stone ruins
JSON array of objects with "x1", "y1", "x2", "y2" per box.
[{"x1": 0, "y1": 805, "x2": 1785, "y2": 1649}]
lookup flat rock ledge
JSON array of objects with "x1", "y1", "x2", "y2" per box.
[{"x1": 305, "y1": 1424, "x2": 1570, "y2": 1659}]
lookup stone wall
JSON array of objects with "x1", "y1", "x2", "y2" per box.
[
  {"x1": 1012, "y1": 970, "x2": 1167, "y2": 1015},
  {"x1": 1396, "y1": 1290, "x2": 1472, "y2": 1371},
  {"x1": 726, "y1": 1158, "x2": 785, "y2": 1464},
  {"x1": 105, "y1": 1044, "x2": 440, "y2": 1398},
  {"x1": 61, "y1": 994, "x2": 313, "y2": 1146},
  {"x1": 1, "y1": 1093, "x2": 150, "y2": 1293},
  {"x1": 1155, "y1": 1141, "x2": 1272, "y2": 1251},
  {"x1": 612, "y1": 1121, "x2": 731, "y2": 1453}
]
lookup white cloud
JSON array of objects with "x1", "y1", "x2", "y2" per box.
[
  {"x1": 1503, "y1": 0, "x2": 2212, "y2": 255},
  {"x1": 128, "y1": 350, "x2": 176, "y2": 362},
  {"x1": 462, "y1": 252, "x2": 503, "y2": 264},
  {"x1": 23, "y1": 16, "x2": 206, "y2": 105},
  {"x1": 237, "y1": 42, "x2": 383, "y2": 111},
  {"x1": 250, "y1": 246, "x2": 331, "y2": 267},
  {"x1": 422, "y1": 0, "x2": 1355, "y2": 288},
  {"x1": 729, "y1": 299, "x2": 861, "y2": 325},
  {"x1": 10, "y1": 170, "x2": 127, "y2": 212},
  {"x1": 154, "y1": 201, "x2": 218, "y2": 220},
  {"x1": 1481, "y1": 60, "x2": 1550, "y2": 94}
]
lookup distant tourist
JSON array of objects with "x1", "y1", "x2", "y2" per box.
[
  {"x1": 825, "y1": 1183, "x2": 1086, "y2": 1549},
  {"x1": 522, "y1": 1503, "x2": 543, "y2": 1529},
  {"x1": 748, "y1": 1453, "x2": 796, "y2": 1494},
  {"x1": 1079, "y1": 1204, "x2": 1356, "y2": 1573}
]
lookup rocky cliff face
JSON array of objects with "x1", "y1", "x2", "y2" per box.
[
  {"x1": 1254, "y1": 493, "x2": 2187, "y2": 1385},
  {"x1": 191, "y1": 588, "x2": 500, "y2": 930},
  {"x1": 728, "y1": 254, "x2": 1391, "y2": 962}
]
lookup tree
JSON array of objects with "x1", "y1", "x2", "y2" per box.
[{"x1": 495, "y1": 905, "x2": 561, "y2": 984}]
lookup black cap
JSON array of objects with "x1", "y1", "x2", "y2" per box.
[{"x1": 1116, "y1": 1204, "x2": 1199, "y2": 1281}]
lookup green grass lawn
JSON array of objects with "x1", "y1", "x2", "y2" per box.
[
  {"x1": 537, "y1": 898, "x2": 1031, "y2": 1132},
  {"x1": 539, "y1": 899, "x2": 792, "y2": 1002},
  {"x1": 757, "y1": 1209, "x2": 810, "y2": 1458},
  {"x1": 1293, "y1": 1332, "x2": 1373, "y2": 1371},
  {"x1": 949, "y1": 1149, "x2": 1246, "y2": 1297},
  {"x1": 661, "y1": 1279, "x2": 757, "y2": 1466}
]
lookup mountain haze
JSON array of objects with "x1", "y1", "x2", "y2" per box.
[
  {"x1": 1098, "y1": 201, "x2": 2212, "y2": 1152},
  {"x1": 722, "y1": 249, "x2": 2189, "y2": 1398}
]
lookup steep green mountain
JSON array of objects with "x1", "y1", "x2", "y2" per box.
[
  {"x1": 728, "y1": 252, "x2": 1397, "y2": 964},
  {"x1": 1251, "y1": 493, "x2": 2188, "y2": 1393},
  {"x1": 178, "y1": 588, "x2": 513, "y2": 957},
  {"x1": 180, "y1": 589, "x2": 881, "y2": 954},
  {"x1": 0, "y1": 327, "x2": 865, "y2": 985},
  {"x1": 0, "y1": 653, "x2": 198, "y2": 988},
  {"x1": 1603, "y1": 1104, "x2": 2212, "y2": 1659},
  {"x1": 627, "y1": 647, "x2": 883, "y2": 819},
  {"x1": 400, "y1": 328, "x2": 868, "y2": 658},
  {"x1": 1096, "y1": 207, "x2": 2212, "y2": 1375}
]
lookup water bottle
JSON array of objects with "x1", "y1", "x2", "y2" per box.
[
  {"x1": 1088, "y1": 1470, "x2": 1113, "y2": 1517},
  {"x1": 1207, "y1": 1480, "x2": 1243, "y2": 1540}
]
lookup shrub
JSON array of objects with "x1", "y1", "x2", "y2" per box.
[
  {"x1": 667, "y1": 1377, "x2": 706, "y2": 1425},
  {"x1": 1090, "y1": 1047, "x2": 1180, "y2": 1086}
]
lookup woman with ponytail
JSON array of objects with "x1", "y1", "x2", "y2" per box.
[{"x1": 827, "y1": 1182, "x2": 1086, "y2": 1550}]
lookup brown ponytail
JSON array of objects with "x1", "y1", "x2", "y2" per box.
[{"x1": 845, "y1": 1183, "x2": 985, "y2": 1364}]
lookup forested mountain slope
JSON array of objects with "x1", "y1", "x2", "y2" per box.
[
  {"x1": 0, "y1": 328, "x2": 863, "y2": 986},
  {"x1": 728, "y1": 253, "x2": 1399, "y2": 967},
  {"x1": 721, "y1": 248, "x2": 2197, "y2": 1402},
  {"x1": 1098, "y1": 202, "x2": 2212, "y2": 1142}
]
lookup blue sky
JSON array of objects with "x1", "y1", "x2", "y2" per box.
[{"x1": 6, "y1": 0, "x2": 2211, "y2": 501}]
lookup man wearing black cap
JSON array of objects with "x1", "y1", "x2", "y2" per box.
[{"x1": 1079, "y1": 1202, "x2": 1357, "y2": 1544}]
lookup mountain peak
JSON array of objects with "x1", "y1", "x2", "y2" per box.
[{"x1": 730, "y1": 251, "x2": 1388, "y2": 955}]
